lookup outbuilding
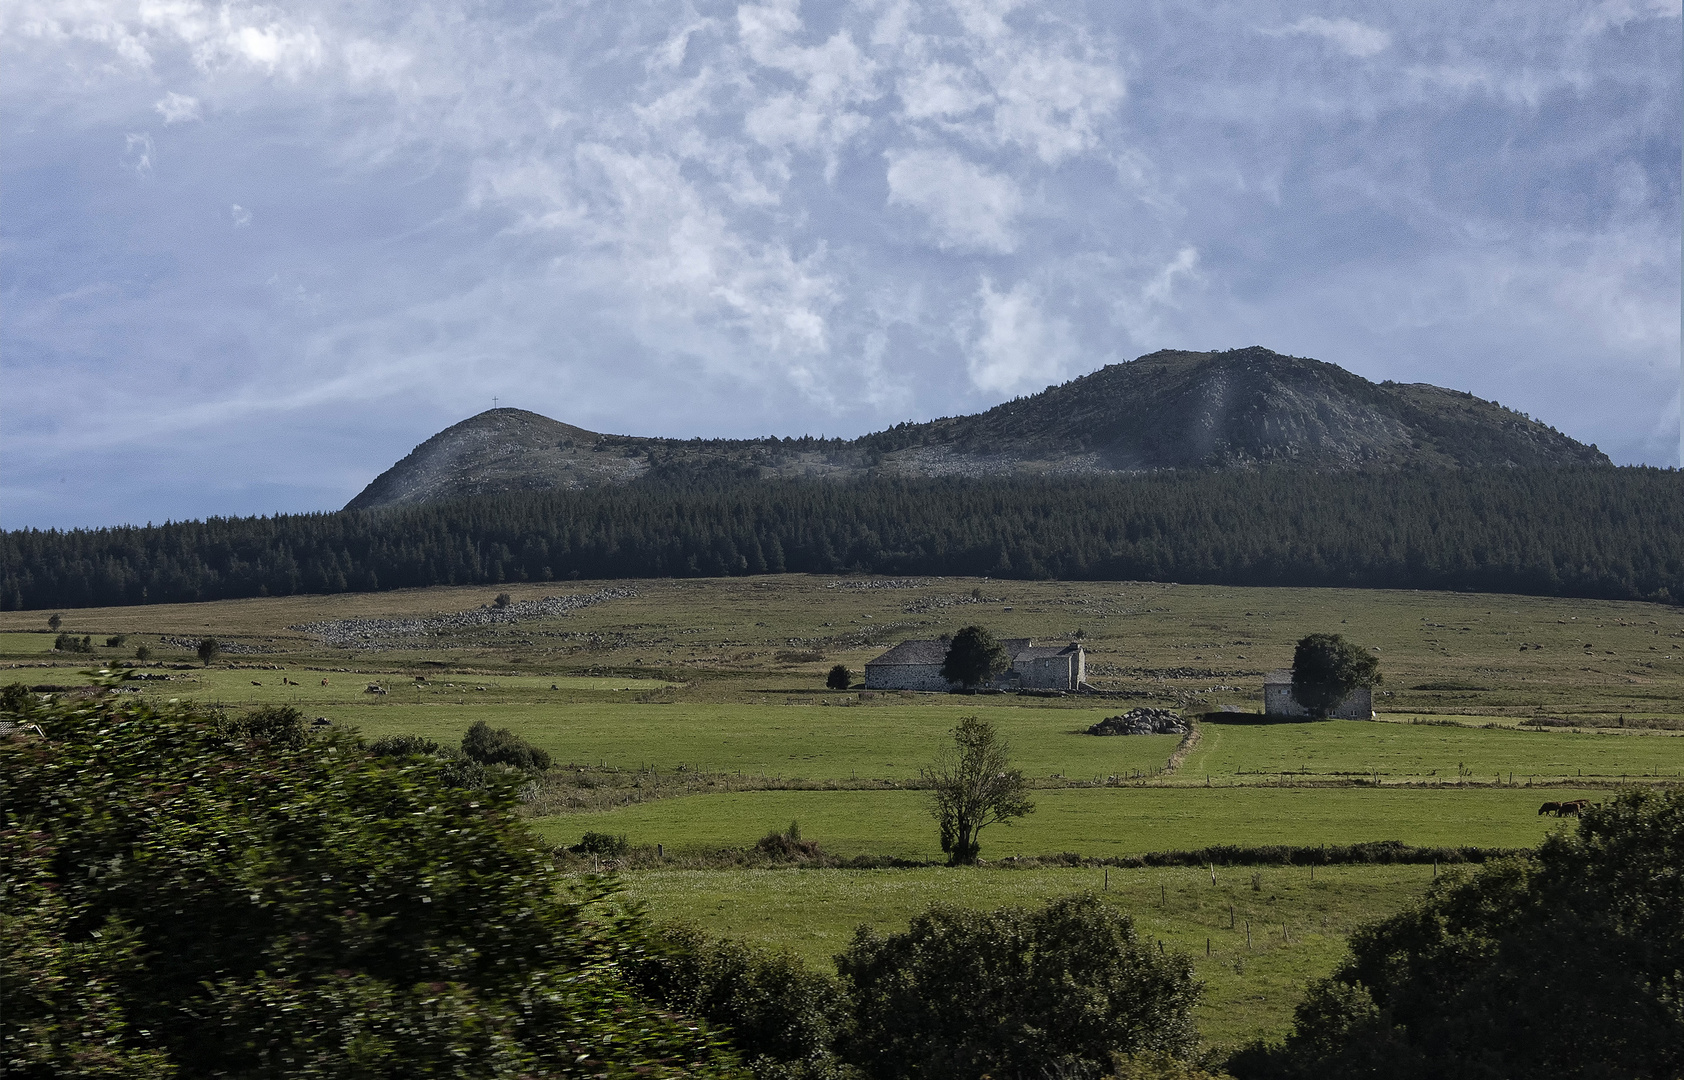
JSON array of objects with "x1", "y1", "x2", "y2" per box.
[{"x1": 1263, "y1": 670, "x2": 1374, "y2": 719}]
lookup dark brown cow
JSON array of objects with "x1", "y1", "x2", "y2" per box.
[
  {"x1": 1538, "y1": 802, "x2": 1560, "y2": 816},
  {"x1": 1555, "y1": 799, "x2": 1589, "y2": 816}
]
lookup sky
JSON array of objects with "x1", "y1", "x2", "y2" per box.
[{"x1": 2, "y1": 0, "x2": 1680, "y2": 530}]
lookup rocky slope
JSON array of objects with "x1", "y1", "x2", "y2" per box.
[{"x1": 346, "y1": 347, "x2": 1609, "y2": 510}]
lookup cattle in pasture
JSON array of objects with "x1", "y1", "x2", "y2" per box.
[
  {"x1": 1538, "y1": 802, "x2": 1560, "y2": 816},
  {"x1": 1556, "y1": 799, "x2": 1589, "y2": 816}
]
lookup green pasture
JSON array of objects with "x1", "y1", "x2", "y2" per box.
[
  {"x1": 0, "y1": 632, "x2": 57, "y2": 655},
  {"x1": 612, "y1": 863, "x2": 1438, "y2": 1048},
  {"x1": 151, "y1": 669, "x2": 679, "y2": 710},
  {"x1": 143, "y1": 669, "x2": 1684, "y2": 787},
  {"x1": 147, "y1": 680, "x2": 1180, "y2": 780},
  {"x1": 1186, "y1": 717, "x2": 1684, "y2": 784},
  {"x1": 533, "y1": 786, "x2": 1602, "y2": 859}
]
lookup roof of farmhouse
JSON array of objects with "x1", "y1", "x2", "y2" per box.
[{"x1": 867, "y1": 638, "x2": 1036, "y2": 666}]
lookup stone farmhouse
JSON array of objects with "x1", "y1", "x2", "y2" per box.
[
  {"x1": 1262, "y1": 670, "x2": 1374, "y2": 719},
  {"x1": 865, "y1": 638, "x2": 1087, "y2": 692}
]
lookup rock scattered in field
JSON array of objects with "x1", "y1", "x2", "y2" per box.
[
  {"x1": 158, "y1": 636, "x2": 271, "y2": 655},
  {"x1": 826, "y1": 579, "x2": 929, "y2": 590},
  {"x1": 290, "y1": 587, "x2": 636, "y2": 649},
  {"x1": 1088, "y1": 708, "x2": 1188, "y2": 736}
]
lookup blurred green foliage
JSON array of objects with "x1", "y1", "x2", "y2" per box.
[{"x1": 0, "y1": 683, "x2": 742, "y2": 1078}]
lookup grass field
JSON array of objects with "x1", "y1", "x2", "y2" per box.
[
  {"x1": 8, "y1": 576, "x2": 1684, "y2": 721},
  {"x1": 616, "y1": 863, "x2": 1441, "y2": 1048},
  {"x1": 1187, "y1": 717, "x2": 1684, "y2": 784},
  {"x1": 531, "y1": 785, "x2": 1600, "y2": 859},
  {"x1": 6, "y1": 575, "x2": 1679, "y2": 1050}
]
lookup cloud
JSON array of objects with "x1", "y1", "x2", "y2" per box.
[
  {"x1": 154, "y1": 91, "x2": 201, "y2": 123},
  {"x1": 231, "y1": 204, "x2": 251, "y2": 227},
  {"x1": 962, "y1": 278, "x2": 1074, "y2": 394},
  {"x1": 1, "y1": 0, "x2": 1679, "y2": 528},
  {"x1": 122, "y1": 132, "x2": 153, "y2": 176},
  {"x1": 1276, "y1": 17, "x2": 1392, "y2": 58},
  {"x1": 885, "y1": 148, "x2": 1022, "y2": 253}
]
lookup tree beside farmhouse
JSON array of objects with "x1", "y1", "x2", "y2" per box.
[
  {"x1": 940, "y1": 626, "x2": 1010, "y2": 689},
  {"x1": 1289, "y1": 633, "x2": 1381, "y2": 719}
]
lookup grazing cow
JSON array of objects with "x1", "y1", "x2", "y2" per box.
[
  {"x1": 1538, "y1": 802, "x2": 1560, "y2": 816},
  {"x1": 1556, "y1": 799, "x2": 1589, "y2": 816},
  {"x1": 321, "y1": 678, "x2": 329, "y2": 686}
]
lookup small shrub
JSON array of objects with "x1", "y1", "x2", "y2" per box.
[
  {"x1": 756, "y1": 822, "x2": 823, "y2": 861},
  {"x1": 572, "y1": 832, "x2": 629, "y2": 857},
  {"x1": 367, "y1": 733, "x2": 443, "y2": 758},
  {"x1": 47, "y1": 613, "x2": 61, "y2": 632},
  {"x1": 1, "y1": 682, "x2": 39, "y2": 716},
  {"x1": 493, "y1": 592, "x2": 512, "y2": 608},
  {"x1": 105, "y1": 634, "x2": 127, "y2": 648},
  {"x1": 133, "y1": 644, "x2": 151, "y2": 662},
  {"x1": 461, "y1": 719, "x2": 552, "y2": 771},
  {"x1": 826, "y1": 664, "x2": 852, "y2": 690},
  {"x1": 196, "y1": 638, "x2": 221, "y2": 666},
  {"x1": 220, "y1": 705, "x2": 308, "y2": 749},
  {"x1": 629, "y1": 924, "x2": 854, "y2": 1079},
  {"x1": 53, "y1": 633, "x2": 93, "y2": 654}
]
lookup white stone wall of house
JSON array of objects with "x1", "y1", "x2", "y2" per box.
[
  {"x1": 1263, "y1": 682, "x2": 1374, "y2": 719},
  {"x1": 864, "y1": 663, "x2": 954, "y2": 692}
]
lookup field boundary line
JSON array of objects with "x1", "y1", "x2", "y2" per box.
[{"x1": 1162, "y1": 717, "x2": 1202, "y2": 776}]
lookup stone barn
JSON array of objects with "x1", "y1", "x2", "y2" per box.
[
  {"x1": 864, "y1": 638, "x2": 1086, "y2": 691},
  {"x1": 1263, "y1": 670, "x2": 1374, "y2": 719}
]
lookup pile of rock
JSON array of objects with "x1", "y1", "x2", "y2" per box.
[{"x1": 1088, "y1": 708, "x2": 1188, "y2": 736}]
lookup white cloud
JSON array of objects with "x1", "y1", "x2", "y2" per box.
[
  {"x1": 1277, "y1": 17, "x2": 1392, "y2": 58},
  {"x1": 122, "y1": 132, "x2": 153, "y2": 176},
  {"x1": 231, "y1": 204, "x2": 251, "y2": 227},
  {"x1": 962, "y1": 278, "x2": 1074, "y2": 394},
  {"x1": 885, "y1": 147, "x2": 1022, "y2": 253},
  {"x1": 2, "y1": 0, "x2": 1680, "y2": 528},
  {"x1": 154, "y1": 91, "x2": 201, "y2": 123}
]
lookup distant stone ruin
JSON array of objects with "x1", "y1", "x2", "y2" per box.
[{"x1": 1088, "y1": 708, "x2": 1187, "y2": 736}]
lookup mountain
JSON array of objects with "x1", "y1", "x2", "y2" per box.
[{"x1": 345, "y1": 347, "x2": 1609, "y2": 510}]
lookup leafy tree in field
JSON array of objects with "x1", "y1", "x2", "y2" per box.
[
  {"x1": 195, "y1": 637, "x2": 220, "y2": 666},
  {"x1": 52, "y1": 633, "x2": 92, "y2": 654},
  {"x1": 825, "y1": 664, "x2": 851, "y2": 691},
  {"x1": 133, "y1": 644, "x2": 151, "y2": 662},
  {"x1": 0, "y1": 683, "x2": 741, "y2": 1078},
  {"x1": 920, "y1": 716, "x2": 1032, "y2": 864},
  {"x1": 1290, "y1": 633, "x2": 1380, "y2": 718},
  {"x1": 940, "y1": 625, "x2": 1009, "y2": 689},
  {"x1": 46, "y1": 613, "x2": 60, "y2": 632},
  {"x1": 836, "y1": 894, "x2": 1201, "y2": 1080},
  {"x1": 1228, "y1": 787, "x2": 1684, "y2": 1080},
  {"x1": 462, "y1": 719, "x2": 552, "y2": 771}
]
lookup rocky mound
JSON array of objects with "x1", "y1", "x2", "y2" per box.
[
  {"x1": 1088, "y1": 709, "x2": 1188, "y2": 736},
  {"x1": 346, "y1": 347, "x2": 1609, "y2": 509}
]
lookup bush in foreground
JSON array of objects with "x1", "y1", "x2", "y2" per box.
[
  {"x1": 0, "y1": 684, "x2": 739, "y2": 1078},
  {"x1": 1229, "y1": 787, "x2": 1684, "y2": 1080},
  {"x1": 837, "y1": 894, "x2": 1201, "y2": 1080}
]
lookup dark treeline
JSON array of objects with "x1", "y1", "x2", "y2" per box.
[{"x1": 4, "y1": 467, "x2": 1682, "y2": 610}]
